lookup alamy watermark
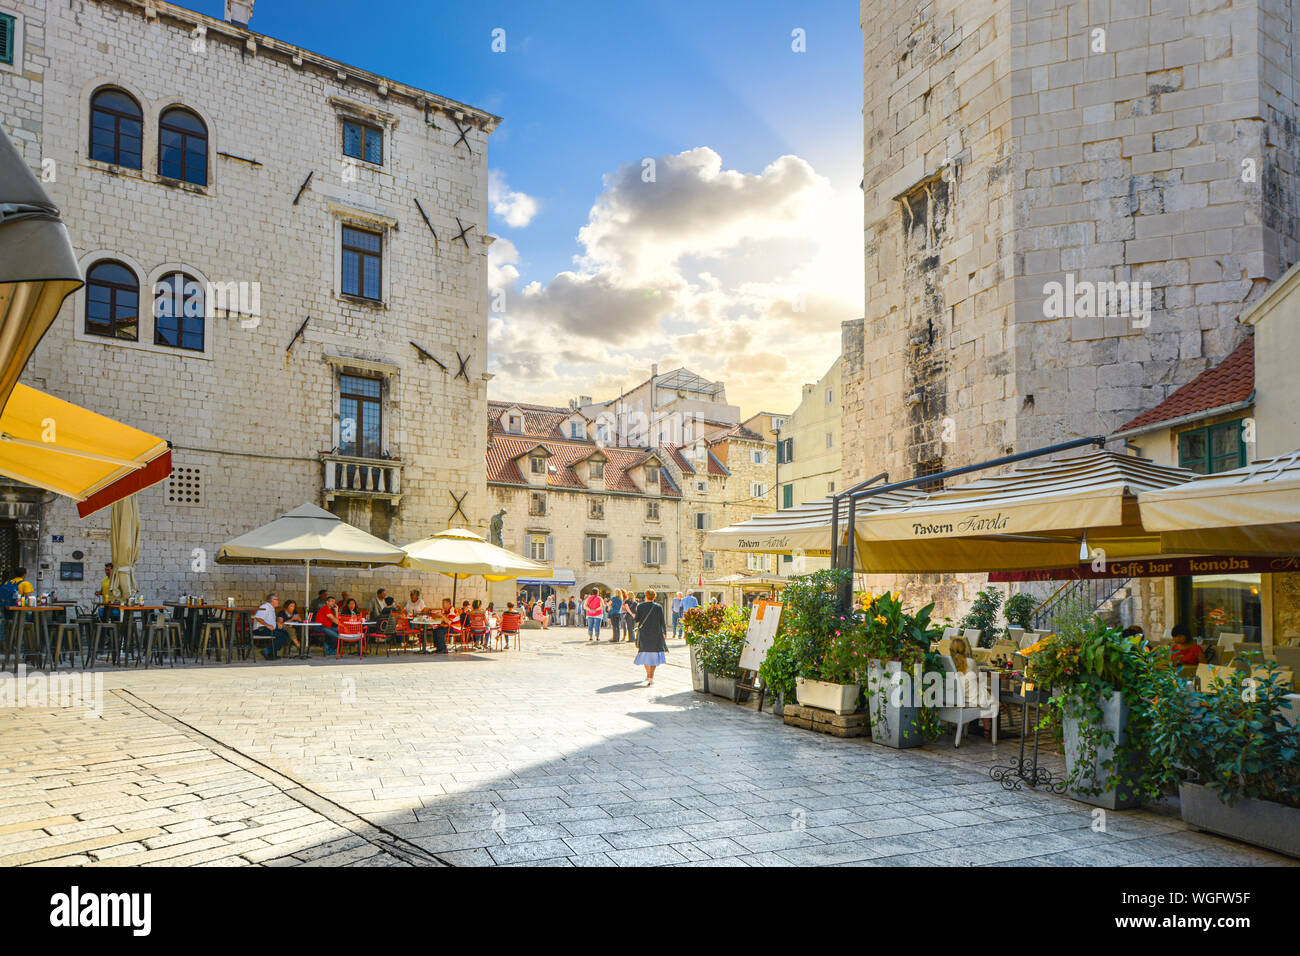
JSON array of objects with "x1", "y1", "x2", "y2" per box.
[
  {"x1": 1042, "y1": 273, "x2": 1151, "y2": 328},
  {"x1": 153, "y1": 274, "x2": 262, "y2": 329},
  {"x1": 0, "y1": 665, "x2": 103, "y2": 717}
]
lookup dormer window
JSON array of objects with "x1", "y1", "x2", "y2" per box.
[
  {"x1": 530, "y1": 455, "x2": 546, "y2": 475},
  {"x1": 506, "y1": 414, "x2": 524, "y2": 433},
  {"x1": 646, "y1": 465, "x2": 660, "y2": 484},
  {"x1": 590, "y1": 459, "x2": 605, "y2": 479}
]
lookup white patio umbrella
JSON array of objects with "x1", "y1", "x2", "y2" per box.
[
  {"x1": 399, "y1": 527, "x2": 552, "y2": 605},
  {"x1": 216, "y1": 503, "x2": 406, "y2": 610}
]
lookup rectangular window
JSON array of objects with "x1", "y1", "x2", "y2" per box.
[
  {"x1": 695, "y1": 480, "x2": 707, "y2": 493},
  {"x1": 828, "y1": 480, "x2": 835, "y2": 494},
  {"x1": 342, "y1": 119, "x2": 383, "y2": 165},
  {"x1": 530, "y1": 456, "x2": 548, "y2": 475},
  {"x1": 782, "y1": 484, "x2": 793, "y2": 508},
  {"x1": 585, "y1": 535, "x2": 609, "y2": 564},
  {"x1": 0, "y1": 14, "x2": 16, "y2": 66},
  {"x1": 528, "y1": 534, "x2": 549, "y2": 562},
  {"x1": 1178, "y1": 421, "x2": 1247, "y2": 475},
  {"x1": 916, "y1": 459, "x2": 944, "y2": 492},
  {"x1": 642, "y1": 538, "x2": 666, "y2": 566},
  {"x1": 341, "y1": 225, "x2": 382, "y2": 300},
  {"x1": 825, "y1": 432, "x2": 834, "y2": 449},
  {"x1": 529, "y1": 492, "x2": 546, "y2": 516},
  {"x1": 646, "y1": 500, "x2": 660, "y2": 520},
  {"x1": 825, "y1": 387, "x2": 833, "y2": 405},
  {"x1": 590, "y1": 459, "x2": 604, "y2": 479},
  {"x1": 646, "y1": 465, "x2": 659, "y2": 484},
  {"x1": 506, "y1": 414, "x2": 523, "y2": 432},
  {"x1": 339, "y1": 374, "x2": 382, "y2": 458},
  {"x1": 750, "y1": 482, "x2": 768, "y2": 499},
  {"x1": 589, "y1": 497, "x2": 604, "y2": 519},
  {"x1": 694, "y1": 512, "x2": 711, "y2": 531},
  {"x1": 702, "y1": 552, "x2": 715, "y2": 571},
  {"x1": 751, "y1": 449, "x2": 769, "y2": 465}
]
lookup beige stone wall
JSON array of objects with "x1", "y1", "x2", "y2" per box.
[{"x1": 2, "y1": 0, "x2": 494, "y2": 606}]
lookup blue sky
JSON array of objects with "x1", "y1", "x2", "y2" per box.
[{"x1": 188, "y1": 0, "x2": 864, "y2": 411}]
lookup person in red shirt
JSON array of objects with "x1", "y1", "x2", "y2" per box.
[
  {"x1": 467, "y1": 600, "x2": 489, "y2": 648},
  {"x1": 1169, "y1": 624, "x2": 1202, "y2": 666},
  {"x1": 313, "y1": 595, "x2": 339, "y2": 656},
  {"x1": 500, "y1": 602, "x2": 523, "y2": 648}
]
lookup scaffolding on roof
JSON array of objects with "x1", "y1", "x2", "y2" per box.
[{"x1": 653, "y1": 367, "x2": 724, "y2": 399}]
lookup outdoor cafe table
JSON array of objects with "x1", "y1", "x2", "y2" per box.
[
  {"x1": 4, "y1": 605, "x2": 68, "y2": 672},
  {"x1": 285, "y1": 620, "x2": 317, "y2": 659}
]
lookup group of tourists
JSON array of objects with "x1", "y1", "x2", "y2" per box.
[{"x1": 244, "y1": 587, "x2": 529, "y2": 660}]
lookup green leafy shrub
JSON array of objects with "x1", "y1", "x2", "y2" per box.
[
  {"x1": 682, "y1": 604, "x2": 748, "y2": 679},
  {"x1": 1003, "y1": 592, "x2": 1037, "y2": 636},
  {"x1": 958, "y1": 586, "x2": 1003, "y2": 647},
  {"x1": 1149, "y1": 659, "x2": 1300, "y2": 809}
]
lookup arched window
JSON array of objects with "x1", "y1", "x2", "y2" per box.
[
  {"x1": 85, "y1": 260, "x2": 139, "y2": 341},
  {"x1": 89, "y1": 87, "x2": 142, "y2": 169},
  {"x1": 153, "y1": 271, "x2": 205, "y2": 351},
  {"x1": 158, "y1": 107, "x2": 207, "y2": 185}
]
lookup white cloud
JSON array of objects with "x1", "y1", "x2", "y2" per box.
[
  {"x1": 488, "y1": 169, "x2": 540, "y2": 229},
  {"x1": 488, "y1": 147, "x2": 862, "y2": 414}
]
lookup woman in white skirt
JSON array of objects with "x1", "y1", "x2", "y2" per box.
[{"x1": 633, "y1": 589, "x2": 668, "y2": 685}]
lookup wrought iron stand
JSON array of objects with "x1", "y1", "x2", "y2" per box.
[{"x1": 989, "y1": 684, "x2": 1066, "y2": 793}]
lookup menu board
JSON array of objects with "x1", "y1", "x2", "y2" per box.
[{"x1": 739, "y1": 601, "x2": 783, "y2": 673}]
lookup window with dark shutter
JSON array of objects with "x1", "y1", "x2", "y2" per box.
[{"x1": 0, "y1": 15, "x2": 15, "y2": 66}]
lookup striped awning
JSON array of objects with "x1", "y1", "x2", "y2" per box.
[{"x1": 1139, "y1": 451, "x2": 1300, "y2": 555}]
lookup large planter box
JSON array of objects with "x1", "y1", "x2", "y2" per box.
[
  {"x1": 1062, "y1": 691, "x2": 1141, "y2": 810},
  {"x1": 770, "y1": 691, "x2": 786, "y2": 717},
  {"x1": 866, "y1": 660, "x2": 924, "y2": 749},
  {"x1": 1179, "y1": 782, "x2": 1300, "y2": 859},
  {"x1": 795, "y1": 677, "x2": 860, "y2": 715},
  {"x1": 783, "y1": 704, "x2": 869, "y2": 738},
  {"x1": 689, "y1": 646, "x2": 708, "y2": 693},
  {"x1": 707, "y1": 673, "x2": 737, "y2": 700}
]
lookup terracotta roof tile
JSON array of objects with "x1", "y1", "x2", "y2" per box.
[
  {"x1": 488, "y1": 400, "x2": 588, "y2": 440},
  {"x1": 1119, "y1": 336, "x2": 1254, "y2": 432},
  {"x1": 486, "y1": 435, "x2": 680, "y2": 497}
]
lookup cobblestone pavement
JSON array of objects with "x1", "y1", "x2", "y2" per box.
[{"x1": 0, "y1": 629, "x2": 1293, "y2": 867}]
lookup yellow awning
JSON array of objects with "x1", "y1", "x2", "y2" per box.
[
  {"x1": 0, "y1": 383, "x2": 172, "y2": 517},
  {"x1": 1139, "y1": 451, "x2": 1300, "y2": 555}
]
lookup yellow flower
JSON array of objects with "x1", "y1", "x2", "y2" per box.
[
  {"x1": 874, "y1": 614, "x2": 887, "y2": 625},
  {"x1": 1022, "y1": 635, "x2": 1054, "y2": 656}
]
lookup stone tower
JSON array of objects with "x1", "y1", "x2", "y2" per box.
[{"x1": 845, "y1": 0, "x2": 1300, "y2": 616}]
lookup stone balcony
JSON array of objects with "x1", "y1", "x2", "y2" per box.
[{"x1": 321, "y1": 453, "x2": 402, "y2": 505}]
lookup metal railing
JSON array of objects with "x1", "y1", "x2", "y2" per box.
[{"x1": 1030, "y1": 576, "x2": 1131, "y2": 631}]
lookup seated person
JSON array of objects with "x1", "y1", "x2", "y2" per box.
[
  {"x1": 312, "y1": 595, "x2": 340, "y2": 656},
  {"x1": 405, "y1": 589, "x2": 427, "y2": 617},
  {"x1": 1169, "y1": 623, "x2": 1202, "y2": 666},
  {"x1": 466, "y1": 600, "x2": 489, "y2": 647},
  {"x1": 499, "y1": 602, "x2": 523, "y2": 647},
  {"x1": 252, "y1": 593, "x2": 290, "y2": 660}
]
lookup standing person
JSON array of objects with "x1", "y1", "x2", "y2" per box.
[
  {"x1": 567, "y1": 596, "x2": 577, "y2": 627},
  {"x1": 545, "y1": 592, "x2": 556, "y2": 628},
  {"x1": 252, "y1": 593, "x2": 290, "y2": 660},
  {"x1": 609, "y1": 590, "x2": 624, "y2": 642},
  {"x1": 556, "y1": 596, "x2": 568, "y2": 627},
  {"x1": 584, "y1": 591, "x2": 604, "y2": 641},
  {"x1": 623, "y1": 591, "x2": 639, "y2": 643},
  {"x1": 634, "y1": 589, "x2": 668, "y2": 685},
  {"x1": 313, "y1": 595, "x2": 340, "y2": 656},
  {"x1": 680, "y1": 590, "x2": 699, "y2": 617}
]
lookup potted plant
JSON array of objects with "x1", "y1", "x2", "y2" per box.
[
  {"x1": 1024, "y1": 599, "x2": 1174, "y2": 810},
  {"x1": 862, "y1": 590, "x2": 944, "y2": 748},
  {"x1": 779, "y1": 570, "x2": 864, "y2": 716},
  {"x1": 681, "y1": 604, "x2": 724, "y2": 693},
  {"x1": 957, "y1": 585, "x2": 1003, "y2": 648},
  {"x1": 685, "y1": 604, "x2": 748, "y2": 700},
  {"x1": 757, "y1": 630, "x2": 799, "y2": 716},
  {"x1": 1149, "y1": 659, "x2": 1300, "y2": 858},
  {"x1": 1003, "y1": 591, "x2": 1036, "y2": 640}
]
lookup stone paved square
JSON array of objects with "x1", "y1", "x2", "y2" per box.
[{"x1": 0, "y1": 632, "x2": 1293, "y2": 867}]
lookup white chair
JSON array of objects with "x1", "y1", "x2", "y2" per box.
[
  {"x1": 942, "y1": 626, "x2": 960, "y2": 640},
  {"x1": 1007, "y1": 626, "x2": 1025, "y2": 644},
  {"x1": 962, "y1": 628, "x2": 982, "y2": 648},
  {"x1": 1019, "y1": 632, "x2": 1042, "y2": 650},
  {"x1": 935, "y1": 655, "x2": 997, "y2": 747},
  {"x1": 1217, "y1": 632, "x2": 1244, "y2": 651}
]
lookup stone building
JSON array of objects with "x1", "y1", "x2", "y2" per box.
[
  {"x1": 773, "y1": 357, "x2": 843, "y2": 576},
  {"x1": 486, "y1": 400, "x2": 778, "y2": 607},
  {"x1": 0, "y1": 0, "x2": 497, "y2": 605},
  {"x1": 847, "y1": 0, "x2": 1300, "y2": 618}
]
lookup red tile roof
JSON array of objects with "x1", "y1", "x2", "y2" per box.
[
  {"x1": 486, "y1": 435, "x2": 680, "y2": 497},
  {"x1": 488, "y1": 400, "x2": 587, "y2": 440},
  {"x1": 1118, "y1": 336, "x2": 1255, "y2": 432}
]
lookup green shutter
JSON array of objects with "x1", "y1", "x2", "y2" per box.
[{"x1": 0, "y1": 15, "x2": 14, "y2": 66}]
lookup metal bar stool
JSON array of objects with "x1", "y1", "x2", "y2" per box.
[
  {"x1": 196, "y1": 621, "x2": 227, "y2": 663},
  {"x1": 142, "y1": 612, "x2": 179, "y2": 668},
  {"x1": 51, "y1": 622, "x2": 84, "y2": 670}
]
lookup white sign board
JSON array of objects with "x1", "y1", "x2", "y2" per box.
[{"x1": 739, "y1": 601, "x2": 783, "y2": 673}]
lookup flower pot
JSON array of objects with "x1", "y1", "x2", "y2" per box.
[
  {"x1": 708, "y1": 673, "x2": 737, "y2": 700},
  {"x1": 689, "y1": 646, "x2": 708, "y2": 693},
  {"x1": 866, "y1": 660, "x2": 924, "y2": 749},
  {"x1": 1062, "y1": 690, "x2": 1141, "y2": 810},
  {"x1": 1178, "y1": 782, "x2": 1300, "y2": 859},
  {"x1": 796, "y1": 677, "x2": 861, "y2": 716}
]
